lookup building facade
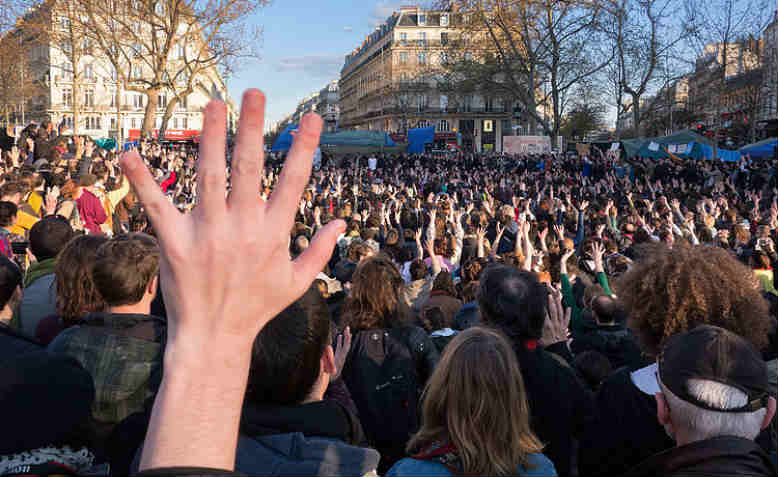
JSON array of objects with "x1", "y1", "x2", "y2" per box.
[
  {"x1": 759, "y1": 10, "x2": 778, "y2": 125},
  {"x1": 18, "y1": 4, "x2": 235, "y2": 142},
  {"x1": 338, "y1": 6, "x2": 523, "y2": 153},
  {"x1": 316, "y1": 80, "x2": 339, "y2": 133}
]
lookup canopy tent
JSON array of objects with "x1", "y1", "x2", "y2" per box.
[
  {"x1": 739, "y1": 137, "x2": 777, "y2": 159},
  {"x1": 93, "y1": 138, "x2": 117, "y2": 150},
  {"x1": 634, "y1": 129, "x2": 741, "y2": 162},
  {"x1": 271, "y1": 125, "x2": 396, "y2": 152},
  {"x1": 621, "y1": 139, "x2": 644, "y2": 159},
  {"x1": 407, "y1": 126, "x2": 435, "y2": 154}
]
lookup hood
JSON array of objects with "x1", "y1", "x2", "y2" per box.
[
  {"x1": 23, "y1": 258, "x2": 57, "y2": 288},
  {"x1": 237, "y1": 401, "x2": 379, "y2": 476}
]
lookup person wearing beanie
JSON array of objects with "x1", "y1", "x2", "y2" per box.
[{"x1": 76, "y1": 173, "x2": 107, "y2": 235}]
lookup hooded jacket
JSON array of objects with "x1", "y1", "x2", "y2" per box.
[{"x1": 235, "y1": 400, "x2": 380, "y2": 476}]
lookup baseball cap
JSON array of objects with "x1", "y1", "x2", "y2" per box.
[{"x1": 658, "y1": 325, "x2": 769, "y2": 413}]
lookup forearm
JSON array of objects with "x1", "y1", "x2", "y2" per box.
[
  {"x1": 596, "y1": 271, "x2": 613, "y2": 296},
  {"x1": 140, "y1": 338, "x2": 251, "y2": 471}
]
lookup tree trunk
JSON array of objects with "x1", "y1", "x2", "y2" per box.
[
  {"x1": 72, "y1": 78, "x2": 80, "y2": 135},
  {"x1": 159, "y1": 96, "x2": 179, "y2": 140},
  {"x1": 632, "y1": 93, "x2": 640, "y2": 137},
  {"x1": 141, "y1": 90, "x2": 159, "y2": 137}
]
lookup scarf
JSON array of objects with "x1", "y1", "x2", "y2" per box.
[
  {"x1": 23, "y1": 258, "x2": 56, "y2": 288},
  {"x1": 413, "y1": 441, "x2": 464, "y2": 475}
]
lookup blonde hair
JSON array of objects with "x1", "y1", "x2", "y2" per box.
[{"x1": 407, "y1": 327, "x2": 544, "y2": 475}]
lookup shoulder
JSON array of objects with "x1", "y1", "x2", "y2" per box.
[
  {"x1": 519, "y1": 453, "x2": 557, "y2": 476},
  {"x1": 386, "y1": 458, "x2": 452, "y2": 477}
]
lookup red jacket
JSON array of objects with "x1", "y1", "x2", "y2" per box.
[
  {"x1": 161, "y1": 171, "x2": 177, "y2": 194},
  {"x1": 77, "y1": 189, "x2": 108, "y2": 235}
]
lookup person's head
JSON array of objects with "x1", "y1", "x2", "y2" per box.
[
  {"x1": 409, "y1": 258, "x2": 427, "y2": 281},
  {"x1": 78, "y1": 173, "x2": 98, "y2": 189},
  {"x1": 0, "y1": 182, "x2": 26, "y2": 205},
  {"x1": 56, "y1": 235, "x2": 109, "y2": 326},
  {"x1": 656, "y1": 325, "x2": 776, "y2": 446},
  {"x1": 619, "y1": 244, "x2": 771, "y2": 358},
  {"x1": 291, "y1": 234, "x2": 309, "y2": 257},
  {"x1": 591, "y1": 295, "x2": 627, "y2": 325},
  {"x1": 478, "y1": 264, "x2": 549, "y2": 342},
  {"x1": 573, "y1": 350, "x2": 612, "y2": 393},
  {"x1": 432, "y1": 270, "x2": 457, "y2": 298},
  {"x1": 344, "y1": 254, "x2": 409, "y2": 330},
  {"x1": 346, "y1": 240, "x2": 373, "y2": 263},
  {"x1": 407, "y1": 327, "x2": 543, "y2": 474},
  {"x1": 0, "y1": 201, "x2": 18, "y2": 228},
  {"x1": 0, "y1": 255, "x2": 22, "y2": 313},
  {"x1": 750, "y1": 250, "x2": 771, "y2": 270},
  {"x1": 247, "y1": 286, "x2": 334, "y2": 406},
  {"x1": 28, "y1": 216, "x2": 73, "y2": 261},
  {"x1": 91, "y1": 233, "x2": 160, "y2": 310}
]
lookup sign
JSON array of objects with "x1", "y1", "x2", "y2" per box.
[
  {"x1": 128, "y1": 129, "x2": 199, "y2": 141},
  {"x1": 503, "y1": 135, "x2": 552, "y2": 154},
  {"x1": 648, "y1": 141, "x2": 660, "y2": 152},
  {"x1": 610, "y1": 142, "x2": 620, "y2": 151},
  {"x1": 483, "y1": 120, "x2": 493, "y2": 133},
  {"x1": 434, "y1": 132, "x2": 457, "y2": 140}
]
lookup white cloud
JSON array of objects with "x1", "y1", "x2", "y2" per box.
[
  {"x1": 368, "y1": 1, "x2": 401, "y2": 26},
  {"x1": 344, "y1": 26, "x2": 354, "y2": 32},
  {"x1": 275, "y1": 54, "x2": 343, "y2": 78}
]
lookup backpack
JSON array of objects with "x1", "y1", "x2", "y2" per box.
[{"x1": 343, "y1": 327, "x2": 424, "y2": 467}]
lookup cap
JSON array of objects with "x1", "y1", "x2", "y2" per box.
[{"x1": 659, "y1": 325, "x2": 769, "y2": 413}]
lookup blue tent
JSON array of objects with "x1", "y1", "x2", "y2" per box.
[
  {"x1": 635, "y1": 130, "x2": 741, "y2": 162},
  {"x1": 739, "y1": 137, "x2": 777, "y2": 159},
  {"x1": 270, "y1": 124, "x2": 299, "y2": 152},
  {"x1": 407, "y1": 126, "x2": 435, "y2": 154}
]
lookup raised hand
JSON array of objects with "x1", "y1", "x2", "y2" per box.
[
  {"x1": 331, "y1": 326, "x2": 352, "y2": 381},
  {"x1": 122, "y1": 91, "x2": 344, "y2": 471},
  {"x1": 590, "y1": 241, "x2": 606, "y2": 273},
  {"x1": 540, "y1": 285, "x2": 571, "y2": 347}
]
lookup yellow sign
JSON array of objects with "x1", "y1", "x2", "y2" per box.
[{"x1": 483, "y1": 120, "x2": 493, "y2": 133}]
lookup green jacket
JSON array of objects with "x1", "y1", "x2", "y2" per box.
[{"x1": 23, "y1": 258, "x2": 57, "y2": 289}]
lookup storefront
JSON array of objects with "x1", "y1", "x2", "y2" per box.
[
  {"x1": 128, "y1": 129, "x2": 200, "y2": 143},
  {"x1": 433, "y1": 132, "x2": 458, "y2": 151}
]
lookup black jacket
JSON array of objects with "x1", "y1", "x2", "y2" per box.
[
  {"x1": 515, "y1": 342, "x2": 596, "y2": 477},
  {"x1": 623, "y1": 436, "x2": 778, "y2": 477},
  {"x1": 570, "y1": 322, "x2": 643, "y2": 369},
  {"x1": 0, "y1": 323, "x2": 42, "y2": 362}
]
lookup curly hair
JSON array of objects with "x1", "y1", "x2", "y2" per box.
[
  {"x1": 56, "y1": 235, "x2": 109, "y2": 326},
  {"x1": 617, "y1": 243, "x2": 770, "y2": 357},
  {"x1": 342, "y1": 254, "x2": 411, "y2": 330}
]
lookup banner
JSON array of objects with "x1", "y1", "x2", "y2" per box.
[
  {"x1": 502, "y1": 136, "x2": 552, "y2": 154},
  {"x1": 648, "y1": 142, "x2": 660, "y2": 152}
]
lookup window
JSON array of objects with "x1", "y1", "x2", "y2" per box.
[
  {"x1": 418, "y1": 94, "x2": 428, "y2": 111},
  {"x1": 175, "y1": 44, "x2": 185, "y2": 60},
  {"x1": 62, "y1": 88, "x2": 73, "y2": 107},
  {"x1": 131, "y1": 118, "x2": 137, "y2": 129},
  {"x1": 438, "y1": 119, "x2": 450, "y2": 132},
  {"x1": 173, "y1": 117, "x2": 179, "y2": 129},
  {"x1": 418, "y1": 51, "x2": 426, "y2": 65},
  {"x1": 400, "y1": 32, "x2": 407, "y2": 43},
  {"x1": 82, "y1": 38, "x2": 90, "y2": 52},
  {"x1": 59, "y1": 16, "x2": 70, "y2": 29},
  {"x1": 440, "y1": 94, "x2": 448, "y2": 111},
  {"x1": 463, "y1": 95, "x2": 472, "y2": 112},
  {"x1": 483, "y1": 119, "x2": 493, "y2": 132},
  {"x1": 85, "y1": 116, "x2": 101, "y2": 130},
  {"x1": 441, "y1": 14, "x2": 449, "y2": 26},
  {"x1": 155, "y1": 2, "x2": 165, "y2": 15},
  {"x1": 110, "y1": 88, "x2": 117, "y2": 107},
  {"x1": 132, "y1": 42, "x2": 142, "y2": 57},
  {"x1": 439, "y1": 52, "x2": 448, "y2": 65},
  {"x1": 133, "y1": 65, "x2": 142, "y2": 80},
  {"x1": 110, "y1": 117, "x2": 117, "y2": 129},
  {"x1": 182, "y1": 117, "x2": 188, "y2": 129},
  {"x1": 441, "y1": 32, "x2": 449, "y2": 45},
  {"x1": 485, "y1": 97, "x2": 493, "y2": 112},
  {"x1": 398, "y1": 51, "x2": 409, "y2": 65},
  {"x1": 60, "y1": 61, "x2": 73, "y2": 80},
  {"x1": 418, "y1": 14, "x2": 426, "y2": 25},
  {"x1": 419, "y1": 32, "x2": 426, "y2": 47},
  {"x1": 84, "y1": 89, "x2": 94, "y2": 107},
  {"x1": 133, "y1": 93, "x2": 144, "y2": 108},
  {"x1": 61, "y1": 41, "x2": 72, "y2": 55},
  {"x1": 84, "y1": 63, "x2": 94, "y2": 80},
  {"x1": 158, "y1": 93, "x2": 167, "y2": 110}
]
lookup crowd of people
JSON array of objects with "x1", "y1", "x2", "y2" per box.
[{"x1": 0, "y1": 89, "x2": 777, "y2": 477}]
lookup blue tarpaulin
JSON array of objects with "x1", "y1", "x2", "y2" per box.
[
  {"x1": 94, "y1": 138, "x2": 117, "y2": 150},
  {"x1": 407, "y1": 126, "x2": 435, "y2": 154},
  {"x1": 271, "y1": 126, "x2": 396, "y2": 152},
  {"x1": 739, "y1": 137, "x2": 777, "y2": 159}
]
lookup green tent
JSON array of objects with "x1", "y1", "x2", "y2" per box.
[{"x1": 635, "y1": 130, "x2": 717, "y2": 160}]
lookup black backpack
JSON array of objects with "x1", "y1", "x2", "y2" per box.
[{"x1": 343, "y1": 327, "x2": 424, "y2": 467}]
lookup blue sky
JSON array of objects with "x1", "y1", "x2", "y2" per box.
[{"x1": 227, "y1": 1, "x2": 403, "y2": 132}]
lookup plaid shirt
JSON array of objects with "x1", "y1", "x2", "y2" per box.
[{"x1": 48, "y1": 312, "x2": 166, "y2": 424}]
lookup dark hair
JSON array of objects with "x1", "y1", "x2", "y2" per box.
[
  {"x1": 92, "y1": 233, "x2": 160, "y2": 307},
  {"x1": 56, "y1": 235, "x2": 108, "y2": 326},
  {"x1": 410, "y1": 258, "x2": 427, "y2": 281},
  {"x1": 29, "y1": 216, "x2": 73, "y2": 261},
  {"x1": 573, "y1": 351, "x2": 612, "y2": 393},
  {"x1": 591, "y1": 295, "x2": 627, "y2": 324},
  {"x1": 0, "y1": 201, "x2": 18, "y2": 227},
  {"x1": 344, "y1": 254, "x2": 410, "y2": 330},
  {"x1": 478, "y1": 265, "x2": 549, "y2": 341},
  {"x1": 420, "y1": 306, "x2": 446, "y2": 333},
  {"x1": 0, "y1": 255, "x2": 22, "y2": 308},
  {"x1": 0, "y1": 182, "x2": 25, "y2": 201},
  {"x1": 432, "y1": 271, "x2": 457, "y2": 297},
  {"x1": 247, "y1": 286, "x2": 332, "y2": 405}
]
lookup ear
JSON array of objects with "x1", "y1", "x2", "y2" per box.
[
  {"x1": 321, "y1": 345, "x2": 336, "y2": 377},
  {"x1": 147, "y1": 275, "x2": 158, "y2": 297},
  {"x1": 761, "y1": 396, "x2": 776, "y2": 431}
]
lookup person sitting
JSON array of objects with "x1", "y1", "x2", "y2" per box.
[
  {"x1": 387, "y1": 327, "x2": 557, "y2": 476},
  {"x1": 570, "y1": 294, "x2": 642, "y2": 369},
  {"x1": 34, "y1": 235, "x2": 109, "y2": 345},
  {"x1": 234, "y1": 287, "x2": 379, "y2": 476},
  {"x1": 624, "y1": 325, "x2": 777, "y2": 476},
  {"x1": 18, "y1": 215, "x2": 73, "y2": 337},
  {"x1": 478, "y1": 264, "x2": 595, "y2": 477},
  {"x1": 0, "y1": 255, "x2": 40, "y2": 361},
  {"x1": 48, "y1": 233, "x2": 164, "y2": 438}
]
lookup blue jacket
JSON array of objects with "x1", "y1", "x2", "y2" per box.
[
  {"x1": 387, "y1": 452, "x2": 557, "y2": 476},
  {"x1": 235, "y1": 433, "x2": 379, "y2": 476}
]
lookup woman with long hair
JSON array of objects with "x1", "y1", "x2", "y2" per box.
[
  {"x1": 387, "y1": 326, "x2": 556, "y2": 476},
  {"x1": 340, "y1": 255, "x2": 439, "y2": 473},
  {"x1": 34, "y1": 235, "x2": 108, "y2": 345}
]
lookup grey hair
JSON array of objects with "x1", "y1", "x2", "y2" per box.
[{"x1": 659, "y1": 378, "x2": 766, "y2": 443}]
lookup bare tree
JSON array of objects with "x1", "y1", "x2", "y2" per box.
[
  {"x1": 22, "y1": 0, "x2": 92, "y2": 134},
  {"x1": 0, "y1": 30, "x2": 42, "y2": 128},
  {"x1": 75, "y1": 0, "x2": 265, "y2": 136}
]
